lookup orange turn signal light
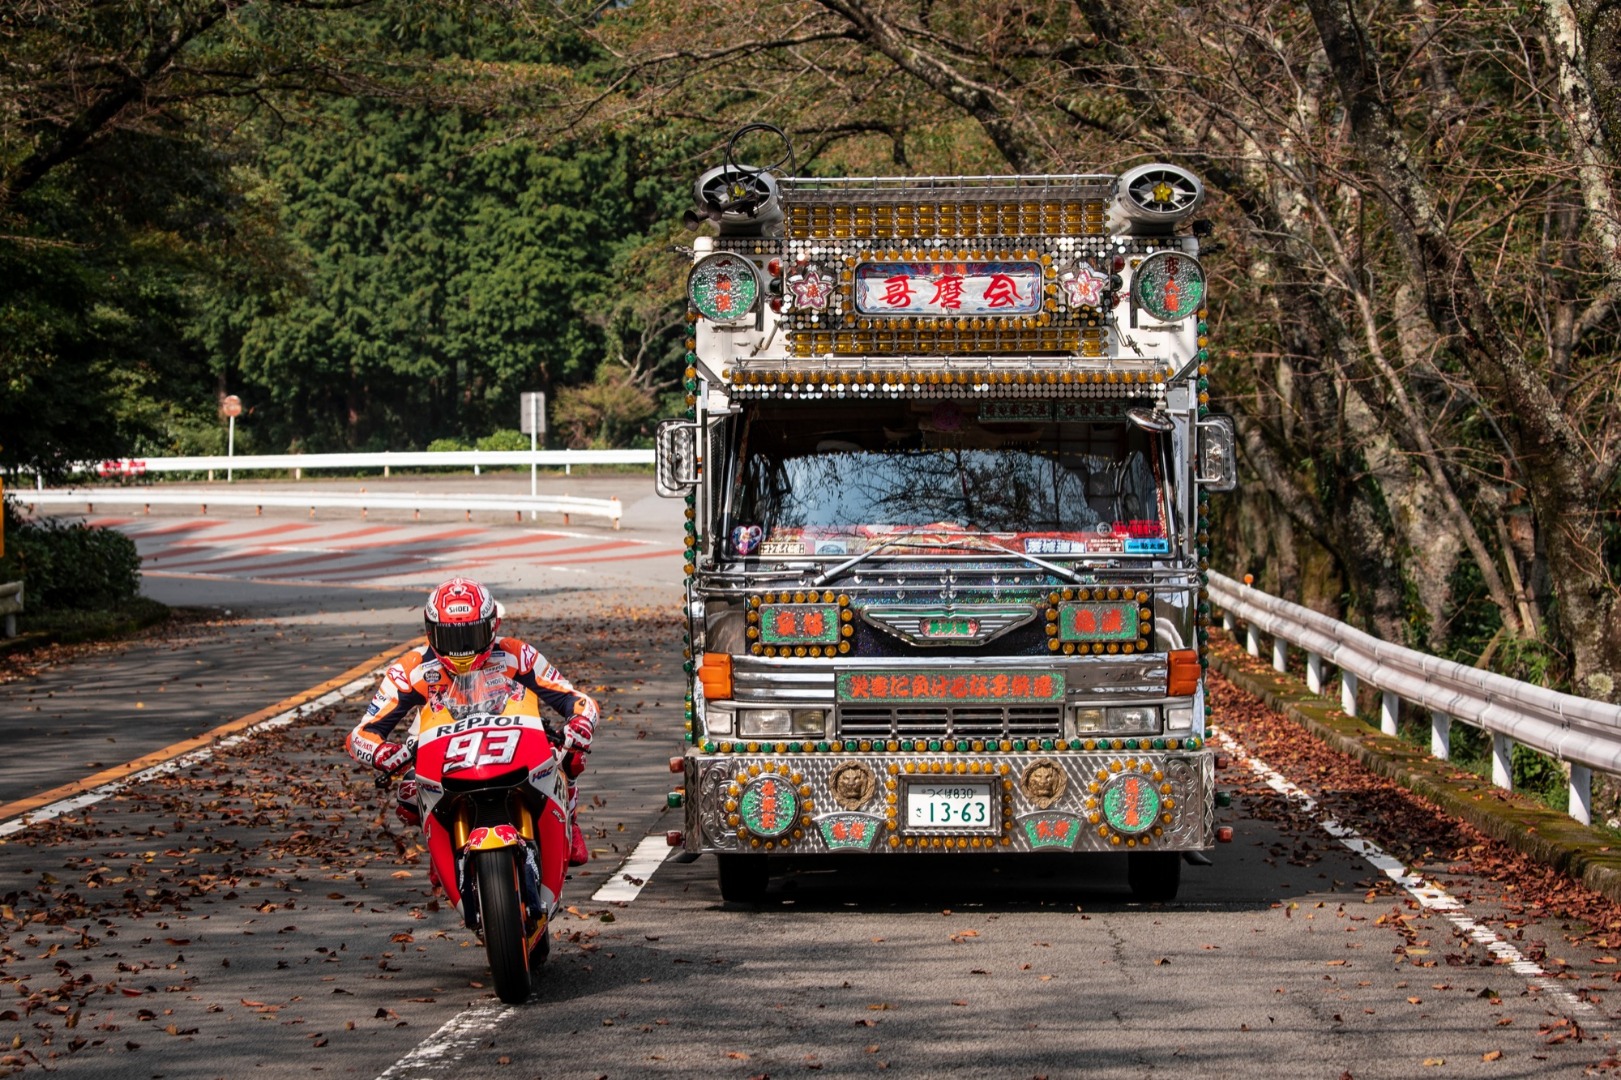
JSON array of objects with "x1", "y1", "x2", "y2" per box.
[
  {"x1": 698, "y1": 651, "x2": 734, "y2": 700},
  {"x1": 1167, "y1": 649, "x2": 1201, "y2": 696}
]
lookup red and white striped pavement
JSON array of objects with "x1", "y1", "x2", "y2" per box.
[{"x1": 89, "y1": 515, "x2": 685, "y2": 592}]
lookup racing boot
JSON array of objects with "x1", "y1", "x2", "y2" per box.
[
  {"x1": 396, "y1": 775, "x2": 423, "y2": 828},
  {"x1": 567, "y1": 781, "x2": 589, "y2": 866}
]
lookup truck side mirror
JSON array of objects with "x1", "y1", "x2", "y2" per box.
[
  {"x1": 655, "y1": 418, "x2": 701, "y2": 497},
  {"x1": 1195, "y1": 413, "x2": 1238, "y2": 492}
]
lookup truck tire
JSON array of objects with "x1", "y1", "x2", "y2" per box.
[
  {"x1": 474, "y1": 849, "x2": 532, "y2": 1003},
  {"x1": 716, "y1": 853, "x2": 769, "y2": 903},
  {"x1": 1126, "y1": 851, "x2": 1181, "y2": 902}
]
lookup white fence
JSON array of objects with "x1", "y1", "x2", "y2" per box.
[
  {"x1": 77, "y1": 449, "x2": 653, "y2": 478},
  {"x1": 1209, "y1": 570, "x2": 1621, "y2": 826},
  {"x1": 14, "y1": 488, "x2": 623, "y2": 527}
]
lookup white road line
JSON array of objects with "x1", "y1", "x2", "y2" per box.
[
  {"x1": 374, "y1": 1003, "x2": 515, "y2": 1079},
  {"x1": 370, "y1": 834, "x2": 668, "y2": 1079},
  {"x1": 591, "y1": 832, "x2": 675, "y2": 902},
  {"x1": 1212, "y1": 729, "x2": 1592, "y2": 1013},
  {"x1": 0, "y1": 673, "x2": 377, "y2": 838}
]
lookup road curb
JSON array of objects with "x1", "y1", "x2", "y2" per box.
[
  {"x1": 1209, "y1": 639, "x2": 1621, "y2": 908},
  {"x1": 0, "y1": 637, "x2": 413, "y2": 824}
]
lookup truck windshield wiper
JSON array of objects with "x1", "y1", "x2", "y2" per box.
[
  {"x1": 808, "y1": 525, "x2": 958, "y2": 587},
  {"x1": 809, "y1": 526, "x2": 1085, "y2": 588}
]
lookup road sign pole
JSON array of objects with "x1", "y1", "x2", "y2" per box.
[
  {"x1": 227, "y1": 414, "x2": 235, "y2": 483},
  {"x1": 529, "y1": 425, "x2": 537, "y2": 521}
]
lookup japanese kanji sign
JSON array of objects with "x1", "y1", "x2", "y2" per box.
[
  {"x1": 853, "y1": 261, "x2": 1044, "y2": 316},
  {"x1": 836, "y1": 670, "x2": 1065, "y2": 703}
]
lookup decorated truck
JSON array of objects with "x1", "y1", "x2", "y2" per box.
[{"x1": 656, "y1": 127, "x2": 1237, "y2": 902}]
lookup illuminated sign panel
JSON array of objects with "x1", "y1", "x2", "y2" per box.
[
  {"x1": 853, "y1": 261, "x2": 1044, "y2": 316},
  {"x1": 837, "y1": 670, "x2": 1064, "y2": 703}
]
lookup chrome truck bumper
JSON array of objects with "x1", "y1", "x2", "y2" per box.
[{"x1": 682, "y1": 748, "x2": 1213, "y2": 854}]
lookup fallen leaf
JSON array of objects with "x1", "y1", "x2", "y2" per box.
[
  {"x1": 1482, "y1": 1050, "x2": 1502, "y2": 1061},
  {"x1": 1423, "y1": 1058, "x2": 1444, "y2": 1067}
]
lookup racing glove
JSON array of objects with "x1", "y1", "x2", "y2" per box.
[
  {"x1": 374, "y1": 740, "x2": 412, "y2": 773},
  {"x1": 563, "y1": 715, "x2": 594, "y2": 753}
]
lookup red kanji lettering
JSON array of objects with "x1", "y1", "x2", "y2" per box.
[
  {"x1": 1033, "y1": 675, "x2": 1055, "y2": 698},
  {"x1": 930, "y1": 275, "x2": 965, "y2": 309},
  {"x1": 832, "y1": 820, "x2": 848, "y2": 841},
  {"x1": 969, "y1": 675, "x2": 991, "y2": 698},
  {"x1": 849, "y1": 675, "x2": 871, "y2": 698},
  {"x1": 774, "y1": 611, "x2": 797, "y2": 637},
  {"x1": 849, "y1": 820, "x2": 866, "y2": 841},
  {"x1": 950, "y1": 676, "x2": 969, "y2": 699},
  {"x1": 983, "y1": 273, "x2": 1024, "y2": 309},
  {"x1": 913, "y1": 675, "x2": 931, "y2": 698},
  {"x1": 871, "y1": 676, "x2": 890, "y2": 697},
  {"x1": 803, "y1": 610, "x2": 825, "y2": 637},
  {"x1": 1011, "y1": 675, "x2": 1031, "y2": 697},
  {"x1": 881, "y1": 274, "x2": 914, "y2": 307},
  {"x1": 1101, "y1": 607, "x2": 1124, "y2": 634},
  {"x1": 930, "y1": 675, "x2": 949, "y2": 698},
  {"x1": 893, "y1": 677, "x2": 911, "y2": 698},
  {"x1": 991, "y1": 674, "x2": 1010, "y2": 697}
]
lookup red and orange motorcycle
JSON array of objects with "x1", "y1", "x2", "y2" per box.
[{"x1": 381, "y1": 667, "x2": 571, "y2": 1003}]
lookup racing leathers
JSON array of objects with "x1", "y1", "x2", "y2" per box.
[{"x1": 346, "y1": 636, "x2": 599, "y2": 867}]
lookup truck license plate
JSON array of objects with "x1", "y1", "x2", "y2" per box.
[{"x1": 906, "y1": 782, "x2": 993, "y2": 830}]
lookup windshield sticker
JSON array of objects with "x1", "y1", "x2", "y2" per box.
[
  {"x1": 837, "y1": 670, "x2": 1064, "y2": 704},
  {"x1": 979, "y1": 401, "x2": 1054, "y2": 422},
  {"x1": 759, "y1": 540, "x2": 805, "y2": 555},
  {"x1": 854, "y1": 261, "x2": 1044, "y2": 316},
  {"x1": 731, "y1": 524, "x2": 763, "y2": 556},
  {"x1": 1025, "y1": 537, "x2": 1089, "y2": 555}
]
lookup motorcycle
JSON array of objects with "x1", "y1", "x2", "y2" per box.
[{"x1": 380, "y1": 667, "x2": 571, "y2": 1003}]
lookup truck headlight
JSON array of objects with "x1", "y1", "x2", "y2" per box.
[
  {"x1": 1165, "y1": 706, "x2": 1194, "y2": 733},
  {"x1": 737, "y1": 708, "x2": 828, "y2": 739},
  {"x1": 706, "y1": 702, "x2": 736, "y2": 737},
  {"x1": 1071, "y1": 706, "x2": 1106, "y2": 734},
  {"x1": 1105, "y1": 705, "x2": 1159, "y2": 733}
]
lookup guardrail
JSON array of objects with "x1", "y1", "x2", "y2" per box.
[
  {"x1": 0, "y1": 581, "x2": 21, "y2": 639},
  {"x1": 12, "y1": 488, "x2": 623, "y2": 528},
  {"x1": 1208, "y1": 570, "x2": 1621, "y2": 825},
  {"x1": 79, "y1": 449, "x2": 653, "y2": 479}
]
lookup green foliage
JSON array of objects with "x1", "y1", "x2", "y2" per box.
[
  {"x1": 426, "y1": 437, "x2": 470, "y2": 453},
  {"x1": 475, "y1": 430, "x2": 529, "y2": 452},
  {"x1": 553, "y1": 367, "x2": 658, "y2": 449},
  {"x1": 0, "y1": 503, "x2": 142, "y2": 612}
]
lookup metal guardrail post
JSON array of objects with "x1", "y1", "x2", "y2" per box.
[
  {"x1": 1571, "y1": 765, "x2": 1593, "y2": 825},
  {"x1": 1340, "y1": 670, "x2": 1358, "y2": 718},
  {"x1": 1306, "y1": 652, "x2": 1323, "y2": 695},
  {"x1": 1245, "y1": 624, "x2": 1260, "y2": 657},
  {"x1": 1272, "y1": 637, "x2": 1287, "y2": 673},
  {"x1": 0, "y1": 581, "x2": 23, "y2": 639},
  {"x1": 1491, "y1": 733, "x2": 1513, "y2": 790},
  {"x1": 1431, "y1": 710, "x2": 1451, "y2": 761},
  {"x1": 1380, "y1": 690, "x2": 1399, "y2": 737}
]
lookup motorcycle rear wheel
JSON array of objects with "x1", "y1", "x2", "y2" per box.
[{"x1": 474, "y1": 849, "x2": 531, "y2": 1003}]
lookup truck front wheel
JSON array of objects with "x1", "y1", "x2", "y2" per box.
[
  {"x1": 1126, "y1": 851, "x2": 1181, "y2": 902},
  {"x1": 716, "y1": 853, "x2": 769, "y2": 904}
]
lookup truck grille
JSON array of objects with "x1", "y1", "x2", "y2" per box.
[{"x1": 837, "y1": 704, "x2": 1063, "y2": 742}]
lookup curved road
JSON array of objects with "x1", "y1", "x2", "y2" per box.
[{"x1": 1, "y1": 478, "x2": 1615, "y2": 1078}]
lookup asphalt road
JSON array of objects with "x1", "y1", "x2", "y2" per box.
[{"x1": 1, "y1": 479, "x2": 1617, "y2": 1078}]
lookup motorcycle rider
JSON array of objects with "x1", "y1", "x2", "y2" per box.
[{"x1": 346, "y1": 577, "x2": 598, "y2": 867}]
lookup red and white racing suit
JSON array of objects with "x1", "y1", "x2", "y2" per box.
[{"x1": 346, "y1": 637, "x2": 599, "y2": 874}]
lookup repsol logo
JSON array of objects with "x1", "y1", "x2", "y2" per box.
[{"x1": 442, "y1": 714, "x2": 533, "y2": 736}]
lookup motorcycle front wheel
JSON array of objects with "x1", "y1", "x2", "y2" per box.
[{"x1": 474, "y1": 849, "x2": 531, "y2": 1003}]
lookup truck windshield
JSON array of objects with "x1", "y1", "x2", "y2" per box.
[{"x1": 730, "y1": 399, "x2": 1170, "y2": 553}]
